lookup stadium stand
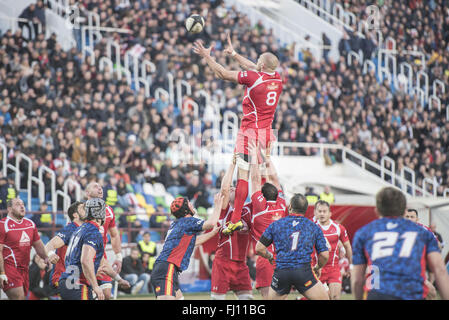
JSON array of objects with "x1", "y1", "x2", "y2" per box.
[{"x1": 0, "y1": 0, "x2": 448, "y2": 241}]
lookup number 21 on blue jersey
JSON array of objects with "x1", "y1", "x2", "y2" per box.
[{"x1": 371, "y1": 231, "x2": 418, "y2": 261}]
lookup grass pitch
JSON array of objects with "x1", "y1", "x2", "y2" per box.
[{"x1": 117, "y1": 291, "x2": 355, "y2": 300}]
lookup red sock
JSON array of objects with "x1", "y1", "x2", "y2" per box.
[{"x1": 231, "y1": 179, "x2": 249, "y2": 224}]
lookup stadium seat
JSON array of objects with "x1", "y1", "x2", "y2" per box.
[
  {"x1": 164, "y1": 193, "x2": 174, "y2": 208},
  {"x1": 150, "y1": 231, "x2": 161, "y2": 242},
  {"x1": 19, "y1": 191, "x2": 28, "y2": 203},
  {"x1": 152, "y1": 183, "x2": 166, "y2": 197},
  {"x1": 155, "y1": 196, "x2": 167, "y2": 207},
  {"x1": 133, "y1": 183, "x2": 143, "y2": 194},
  {"x1": 144, "y1": 194, "x2": 157, "y2": 207},
  {"x1": 142, "y1": 183, "x2": 155, "y2": 196},
  {"x1": 56, "y1": 214, "x2": 67, "y2": 225},
  {"x1": 40, "y1": 235, "x2": 50, "y2": 244},
  {"x1": 121, "y1": 233, "x2": 128, "y2": 243},
  {"x1": 139, "y1": 219, "x2": 149, "y2": 228}
]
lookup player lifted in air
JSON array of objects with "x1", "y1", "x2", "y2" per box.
[
  {"x1": 312, "y1": 200, "x2": 352, "y2": 300},
  {"x1": 246, "y1": 141, "x2": 288, "y2": 299},
  {"x1": 58, "y1": 198, "x2": 129, "y2": 300},
  {"x1": 255, "y1": 193, "x2": 330, "y2": 300},
  {"x1": 85, "y1": 181, "x2": 123, "y2": 299},
  {"x1": 0, "y1": 198, "x2": 58, "y2": 300},
  {"x1": 351, "y1": 187, "x2": 449, "y2": 300},
  {"x1": 193, "y1": 33, "x2": 283, "y2": 235},
  {"x1": 151, "y1": 195, "x2": 222, "y2": 300},
  {"x1": 45, "y1": 201, "x2": 86, "y2": 291},
  {"x1": 210, "y1": 154, "x2": 253, "y2": 300}
]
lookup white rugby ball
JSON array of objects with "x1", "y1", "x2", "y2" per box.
[{"x1": 185, "y1": 14, "x2": 205, "y2": 34}]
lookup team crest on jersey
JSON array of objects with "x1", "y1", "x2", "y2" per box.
[
  {"x1": 19, "y1": 231, "x2": 30, "y2": 246},
  {"x1": 267, "y1": 82, "x2": 279, "y2": 90},
  {"x1": 272, "y1": 212, "x2": 283, "y2": 221},
  {"x1": 99, "y1": 226, "x2": 105, "y2": 235},
  {"x1": 304, "y1": 280, "x2": 312, "y2": 287}
]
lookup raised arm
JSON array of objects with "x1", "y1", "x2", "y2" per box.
[
  {"x1": 224, "y1": 32, "x2": 257, "y2": 71},
  {"x1": 193, "y1": 40, "x2": 239, "y2": 83},
  {"x1": 264, "y1": 142, "x2": 281, "y2": 190},
  {"x1": 195, "y1": 226, "x2": 220, "y2": 246},
  {"x1": 220, "y1": 154, "x2": 237, "y2": 208},
  {"x1": 45, "y1": 236, "x2": 65, "y2": 264},
  {"x1": 202, "y1": 193, "x2": 225, "y2": 231}
]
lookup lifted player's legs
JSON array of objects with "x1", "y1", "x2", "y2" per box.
[{"x1": 223, "y1": 164, "x2": 249, "y2": 235}]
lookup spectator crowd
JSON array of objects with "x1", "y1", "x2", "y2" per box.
[{"x1": 0, "y1": 0, "x2": 449, "y2": 232}]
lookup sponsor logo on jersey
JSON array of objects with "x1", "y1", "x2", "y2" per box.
[
  {"x1": 87, "y1": 240, "x2": 96, "y2": 246},
  {"x1": 19, "y1": 231, "x2": 30, "y2": 246},
  {"x1": 386, "y1": 222, "x2": 398, "y2": 230},
  {"x1": 267, "y1": 82, "x2": 279, "y2": 91}
]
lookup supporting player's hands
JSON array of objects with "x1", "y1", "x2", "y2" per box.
[
  {"x1": 313, "y1": 265, "x2": 322, "y2": 278},
  {"x1": 112, "y1": 260, "x2": 122, "y2": 273},
  {"x1": 223, "y1": 32, "x2": 235, "y2": 56},
  {"x1": 93, "y1": 285, "x2": 105, "y2": 300},
  {"x1": 266, "y1": 141, "x2": 272, "y2": 160},
  {"x1": 214, "y1": 192, "x2": 225, "y2": 208},
  {"x1": 96, "y1": 264, "x2": 108, "y2": 278},
  {"x1": 0, "y1": 273, "x2": 8, "y2": 289},
  {"x1": 118, "y1": 279, "x2": 131, "y2": 290},
  {"x1": 193, "y1": 40, "x2": 214, "y2": 58},
  {"x1": 267, "y1": 252, "x2": 274, "y2": 265},
  {"x1": 47, "y1": 253, "x2": 60, "y2": 265},
  {"x1": 248, "y1": 139, "x2": 259, "y2": 164}
]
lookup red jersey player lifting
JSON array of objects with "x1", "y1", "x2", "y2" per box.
[
  {"x1": 210, "y1": 154, "x2": 253, "y2": 300},
  {"x1": 247, "y1": 141, "x2": 288, "y2": 299},
  {"x1": 193, "y1": 33, "x2": 283, "y2": 235},
  {"x1": 312, "y1": 200, "x2": 352, "y2": 300}
]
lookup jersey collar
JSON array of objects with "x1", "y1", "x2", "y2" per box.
[
  {"x1": 290, "y1": 213, "x2": 304, "y2": 217},
  {"x1": 86, "y1": 220, "x2": 101, "y2": 229}
]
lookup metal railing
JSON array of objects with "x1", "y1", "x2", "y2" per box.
[
  {"x1": 213, "y1": 139, "x2": 442, "y2": 198},
  {"x1": 296, "y1": 0, "x2": 446, "y2": 112}
]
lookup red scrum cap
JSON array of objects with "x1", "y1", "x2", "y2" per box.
[{"x1": 170, "y1": 197, "x2": 193, "y2": 219}]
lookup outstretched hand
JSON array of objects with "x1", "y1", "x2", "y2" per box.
[
  {"x1": 223, "y1": 32, "x2": 234, "y2": 56},
  {"x1": 193, "y1": 40, "x2": 214, "y2": 58}
]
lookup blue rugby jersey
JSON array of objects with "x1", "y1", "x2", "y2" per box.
[
  {"x1": 50, "y1": 222, "x2": 81, "y2": 285},
  {"x1": 59, "y1": 221, "x2": 104, "y2": 286},
  {"x1": 260, "y1": 214, "x2": 328, "y2": 269},
  {"x1": 156, "y1": 216, "x2": 205, "y2": 271},
  {"x1": 352, "y1": 217, "x2": 440, "y2": 300}
]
